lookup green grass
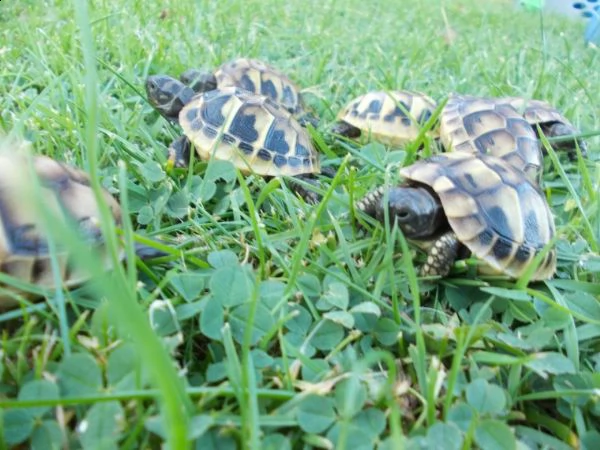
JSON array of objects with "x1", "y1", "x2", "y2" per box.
[{"x1": 1, "y1": 0, "x2": 599, "y2": 448}]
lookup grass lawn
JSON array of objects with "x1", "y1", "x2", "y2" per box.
[{"x1": 1, "y1": 0, "x2": 599, "y2": 448}]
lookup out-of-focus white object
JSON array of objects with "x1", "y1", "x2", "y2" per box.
[
  {"x1": 585, "y1": 12, "x2": 600, "y2": 44},
  {"x1": 543, "y1": 0, "x2": 600, "y2": 19},
  {"x1": 518, "y1": 0, "x2": 600, "y2": 44}
]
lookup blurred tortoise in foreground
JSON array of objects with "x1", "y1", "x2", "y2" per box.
[
  {"x1": 331, "y1": 90, "x2": 438, "y2": 146},
  {"x1": 357, "y1": 151, "x2": 556, "y2": 281},
  {"x1": 179, "y1": 57, "x2": 318, "y2": 127},
  {"x1": 0, "y1": 143, "x2": 163, "y2": 309},
  {"x1": 145, "y1": 76, "x2": 326, "y2": 203}
]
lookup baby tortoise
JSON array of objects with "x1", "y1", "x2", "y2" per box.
[
  {"x1": 357, "y1": 151, "x2": 556, "y2": 281},
  {"x1": 439, "y1": 94, "x2": 543, "y2": 185},
  {"x1": 499, "y1": 96, "x2": 587, "y2": 158},
  {"x1": 333, "y1": 91, "x2": 583, "y2": 184},
  {"x1": 0, "y1": 144, "x2": 163, "y2": 309},
  {"x1": 180, "y1": 57, "x2": 318, "y2": 126},
  {"x1": 145, "y1": 75, "x2": 326, "y2": 203},
  {"x1": 331, "y1": 90, "x2": 438, "y2": 146}
]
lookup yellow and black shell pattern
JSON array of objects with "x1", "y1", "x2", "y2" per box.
[
  {"x1": 499, "y1": 96, "x2": 587, "y2": 155},
  {"x1": 336, "y1": 90, "x2": 438, "y2": 146},
  {"x1": 439, "y1": 95, "x2": 543, "y2": 184},
  {"x1": 0, "y1": 148, "x2": 121, "y2": 309},
  {"x1": 179, "y1": 86, "x2": 320, "y2": 176},
  {"x1": 500, "y1": 97, "x2": 575, "y2": 131},
  {"x1": 400, "y1": 152, "x2": 556, "y2": 280},
  {"x1": 214, "y1": 58, "x2": 304, "y2": 116}
]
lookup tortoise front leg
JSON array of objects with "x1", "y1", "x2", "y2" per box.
[
  {"x1": 420, "y1": 231, "x2": 461, "y2": 278},
  {"x1": 289, "y1": 174, "x2": 321, "y2": 204},
  {"x1": 289, "y1": 165, "x2": 338, "y2": 204},
  {"x1": 167, "y1": 136, "x2": 194, "y2": 169}
]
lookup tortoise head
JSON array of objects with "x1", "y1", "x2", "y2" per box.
[
  {"x1": 358, "y1": 185, "x2": 445, "y2": 239},
  {"x1": 180, "y1": 69, "x2": 218, "y2": 93},
  {"x1": 145, "y1": 75, "x2": 195, "y2": 121}
]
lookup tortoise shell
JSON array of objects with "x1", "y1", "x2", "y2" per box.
[
  {"x1": 335, "y1": 90, "x2": 438, "y2": 146},
  {"x1": 179, "y1": 86, "x2": 320, "y2": 176},
  {"x1": 500, "y1": 97, "x2": 575, "y2": 130},
  {"x1": 0, "y1": 149, "x2": 121, "y2": 309},
  {"x1": 498, "y1": 96, "x2": 587, "y2": 155},
  {"x1": 439, "y1": 94, "x2": 543, "y2": 184},
  {"x1": 400, "y1": 151, "x2": 556, "y2": 280},
  {"x1": 214, "y1": 58, "x2": 305, "y2": 116}
]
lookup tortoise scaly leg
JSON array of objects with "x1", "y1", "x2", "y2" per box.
[
  {"x1": 420, "y1": 231, "x2": 460, "y2": 278},
  {"x1": 289, "y1": 174, "x2": 323, "y2": 204},
  {"x1": 167, "y1": 136, "x2": 194, "y2": 169},
  {"x1": 288, "y1": 166, "x2": 337, "y2": 204}
]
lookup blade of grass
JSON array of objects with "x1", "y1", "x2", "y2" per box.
[
  {"x1": 71, "y1": 1, "x2": 192, "y2": 448},
  {"x1": 542, "y1": 133, "x2": 597, "y2": 253},
  {"x1": 0, "y1": 386, "x2": 295, "y2": 410}
]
